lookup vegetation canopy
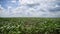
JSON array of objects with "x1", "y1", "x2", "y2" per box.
[{"x1": 0, "y1": 18, "x2": 60, "y2": 34}]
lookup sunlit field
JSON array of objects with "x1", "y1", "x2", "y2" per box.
[{"x1": 0, "y1": 18, "x2": 60, "y2": 34}]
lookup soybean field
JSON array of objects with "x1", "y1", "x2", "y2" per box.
[{"x1": 0, "y1": 18, "x2": 60, "y2": 34}]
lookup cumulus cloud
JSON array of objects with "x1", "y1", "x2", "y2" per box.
[
  {"x1": 0, "y1": 5, "x2": 4, "y2": 14},
  {"x1": 0, "y1": 5, "x2": 7, "y2": 17},
  {"x1": 0, "y1": 0, "x2": 60, "y2": 17},
  {"x1": 11, "y1": 0, "x2": 16, "y2": 3}
]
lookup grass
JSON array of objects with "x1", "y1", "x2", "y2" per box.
[{"x1": 0, "y1": 18, "x2": 60, "y2": 34}]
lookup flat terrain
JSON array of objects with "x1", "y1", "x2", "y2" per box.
[{"x1": 0, "y1": 18, "x2": 60, "y2": 34}]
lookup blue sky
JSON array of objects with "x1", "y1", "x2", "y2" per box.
[
  {"x1": 0, "y1": 0, "x2": 60, "y2": 17},
  {"x1": 0, "y1": 0, "x2": 19, "y2": 9}
]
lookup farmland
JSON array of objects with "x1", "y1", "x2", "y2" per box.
[{"x1": 0, "y1": 18, "x2": 60, "y2": 34}]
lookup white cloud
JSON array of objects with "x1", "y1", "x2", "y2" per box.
[
  {"x1": 11, "y1": 0, "x2": 16, "y2": 3},
  {"x1": 0, "y1": 0, "x2": 60, "y2": 17},
  {"x1": 0, "y1": 5, "x2": 4, "y2": 14},
  {"x1": 19, "y1": 0, "x2": 55, "y2": 5}
]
